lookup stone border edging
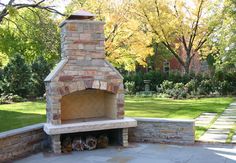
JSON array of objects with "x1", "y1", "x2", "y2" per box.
[
  {"x1": 134, "y1": 117, "x2": 194, "y2": 123},
  {"x1": 0, "y1": 123, "x2": 44, "y2": 139}
]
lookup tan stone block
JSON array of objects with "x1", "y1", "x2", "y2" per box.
[
  {"x1": 80, "y1": 33, "x2": 91, "y2": 40},
  {"x1": 100, "y1": 81, "x2": 107, "y2": 90},
  {"x1": 92, "y1": 80, "x2": 100, "y2": 89},
  {"x1": 64, "y1": 44, "x2": 78, "y2": 50},
  {"x1": 78, "y1": 44, "x2": 84, "y2": 50},
  {"x1": 84, "y1": 44, "x2": 95, "y2": 50},
  {"x1": 68, "y1": 82, "x2": 78, "y2": 93},
  {"x1": 96, "y1": 46, "x2": 104, "y2": 50},
  {"x1": 77, "y1": 81, "x2": 85, "y2": 90},
  {"x1": 66, "y1": 23, "x2": 77, "y2": 31}
]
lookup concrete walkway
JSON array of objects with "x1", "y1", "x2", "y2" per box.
[
  {"x1": 15, "y1": 143, "x2": 236, "y2": 163},
  {"x1": 199, "y1": 102, "x2": 236, "y2": 143}
]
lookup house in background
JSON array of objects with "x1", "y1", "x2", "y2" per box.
[{"x1": 153, "y1": 45, "x2": 209, "y2": 74}]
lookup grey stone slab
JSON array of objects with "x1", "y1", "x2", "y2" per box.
[
  {"x1": 206, "y1": 128, "x2": 230, "y2": 134},
  {"x1": 220, "y1": 115, "x2": 236, "y2": 118},
  {"x1": 199, "y1": 133, "x2": 228, "y2": 143},
  {"x1": 213, "y1": 121, "x2": 235, "y2": 125},
  {"x1": 211, "y1": 124, "x2": 234, "y2": 129},
  {"x1": 230, "y1": 102, "x2": 236, "y2": 106},
  {"x1": 201, "y1": 113, "x2": 217, "y2": 116},
  {"x1": 232, "y1": 135, "x2": 236, "y2": 143},
  {"x1": 195, "y1": 121, "x2": 211, "y2": 124},
  {"x1": 224, "y1": 107, "x2": 236, "y2": 112},
  {"x1": 216, "y1": 118, "x2": 236, "y2": 122},
  {"x1": 195, "y1": 117, "x2": 214, "y2": 121}
]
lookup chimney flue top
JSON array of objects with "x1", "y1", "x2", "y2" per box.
[{"x1": 67, "y1": 10, "x2": 95, "y2": 20}]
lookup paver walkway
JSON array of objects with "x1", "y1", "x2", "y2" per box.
[
  {"x1": 15, "y1": 143, "x2": 236, "y2": 163},
  {"x1": 195, "y1": 113, "x2": 217, "y2": 127},
  {"x1": 199, "y1": 102, "x2": 236, "y2": 143}
]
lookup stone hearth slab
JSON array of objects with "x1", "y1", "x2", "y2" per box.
[{"x1": 44, "y1": 117, "x2": 137, "y2": 135}]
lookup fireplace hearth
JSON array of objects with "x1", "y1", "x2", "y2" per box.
[{"x1": 43, "y1": 10, "x2": 137, "y2": 153}]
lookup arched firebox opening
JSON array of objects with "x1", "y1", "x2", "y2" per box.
[{"x1": 61, "y1": 89, "x2": 117, "y2": 124}]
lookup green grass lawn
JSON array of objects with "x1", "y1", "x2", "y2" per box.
[
  {"x1": 0, "y1": 97, "x2": 234, "y2": 139},
  {"x1": 0, "y1": 101, "x2": 46, "y2": 132},
  {"x1": 125, "y1": 96, "x2": 234, "y2": 119}
]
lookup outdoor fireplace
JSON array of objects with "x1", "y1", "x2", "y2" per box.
[{"x1": 43, "y1": 10, "x2": 137, "y2": 153}]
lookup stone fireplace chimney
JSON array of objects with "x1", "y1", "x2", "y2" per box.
[{"x1": 43, "y1": 10, "x2": 137, "y2": 153}]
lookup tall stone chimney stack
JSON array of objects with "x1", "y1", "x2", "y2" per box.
[{"x1": 60, "y1": 10, "x2": 105, "y2": 59}]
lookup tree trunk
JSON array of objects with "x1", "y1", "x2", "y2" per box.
[
  {"x1": 184, "y1": 64, "x2": 190, "y2": 74},
  {"x1": 183, "y1": 51, "x2": 192, "y2": 74}
]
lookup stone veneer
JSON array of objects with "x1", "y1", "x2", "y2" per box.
[
  {"x1": 0, "y1": 124, "x2": 47, "y2": 162},
  {"x1": 129, "y1": 118, "x2": 195, "y2": 144},
  {"x1": 44, "y1": 19, "x2": 124, "y2": 125}
]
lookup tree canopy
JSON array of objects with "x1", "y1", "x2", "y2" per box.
[{"x1": 0, "y1": 0, "x2": 235, "y2": 73}]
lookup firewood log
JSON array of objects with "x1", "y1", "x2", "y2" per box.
[
  {"x1": 85, "y1": 136, "x2": 97, "y2": 150},
  {"x1": 97, "y1": 134, "x2": 109, "y2": 148},
  {"x1": 72, "y1": 137, "x2": 85, "y2": 151},
  {"x1": 61, "y1": 136, "x2": 72, "y2": 153}
]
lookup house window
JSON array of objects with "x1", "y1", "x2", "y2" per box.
[{"x1": 163, "y1": 61, "x2": 170, "y2": 73}]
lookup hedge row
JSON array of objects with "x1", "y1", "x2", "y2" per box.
[{"x1": 124, "y1": 70, "x2": 236, "y2": 96}]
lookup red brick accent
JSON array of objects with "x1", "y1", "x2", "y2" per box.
[
  {"x1": 59, "y1": 75, "x2": 74, "y2": 82},
  {"x1": 58, "y1": 86, "x2": 70, "y2": 96},
  {"x1": 106, "y1": 75, "x2": 120, "y2": 79},
  {"x1": 113, "y1": 85, "x2": 119, "y2": 93},
  {"x1": 85, "y1": 70, "x2": 97, "y2": 76},
  {"x1": 64, "y1": 86, "x2": 70, "y2": 94},
  {"x1": 107, "y1": 83, "x2": 114, "y2": 93},
  {"x1": 80, "y1": 76, "x2": 94, "y2": 80}
]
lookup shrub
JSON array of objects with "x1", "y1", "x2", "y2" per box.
[
  {"x1": 2, "y1": 54, "x2": 32, "y2": 98},
  {"x1": 124, "y1": 81, "x2": 135, "y2": 95},
  {"x1": 185, "y1": 79, "x2": 197, "y2": 94},
  {"x1": 170, "y1": 83, "x2": 187, "y2": 99},
  {"x1": 0, "y1": 93, "x2": 25, "y2": 104},
  {"x1": 198, "y1": 79, "x2": 214, "y2": 95},
  {"x1": 31, "y1": 56, "x2": 52, "y2": 97},
  {"x1": 160, "y1": 80, "x2": 174, "y2": 93},
  {"x1": 217, "y1": 80, "x2": 231, "y2": 95}
]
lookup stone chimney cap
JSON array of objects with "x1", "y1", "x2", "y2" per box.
[{"x1": 67, "y1": 10, "x2": 95, "y2": 20}]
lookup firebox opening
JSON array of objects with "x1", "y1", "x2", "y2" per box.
[{"x1": 61, "y1": 89, "x2": 117, "y2": 124}]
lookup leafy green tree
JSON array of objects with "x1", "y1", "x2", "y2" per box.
[
  {"x1": 212, "y1": 0, "x2": 236, "y2": 71},
  {"x1": 3, "y1": 53, "x2": 32, "y2": 97},
  {"x1": 0, "y1": 9, "x2": 60, "y2": 65}
]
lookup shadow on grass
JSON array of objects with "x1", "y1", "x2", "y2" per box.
[{"x1": 0, "y1": 110, "x2": 46, "y2": 133}]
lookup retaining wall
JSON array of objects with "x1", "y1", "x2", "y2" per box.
[
  {"x1": 0, "y1": 123, "x2": 47, "y2": 162},
  {"x1": 129, "y1": 117, "x2": 195, "y2": 144}
]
